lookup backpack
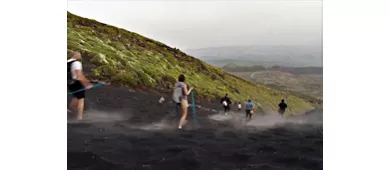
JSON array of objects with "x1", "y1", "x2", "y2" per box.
[
  {"x1": 67, "y1": 60, "x2": 76, "y2": 85},
  {"x1": 172, "y1": 84, "x2": 183, "y2": 103}
]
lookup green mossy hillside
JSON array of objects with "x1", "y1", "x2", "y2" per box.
[{"x1": 67, "y1": 12, "x2": 314, "y2": 115}]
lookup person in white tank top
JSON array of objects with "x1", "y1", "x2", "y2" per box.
[{"x1": 67, "y1": 51, "x2": 92, "y2": 120}]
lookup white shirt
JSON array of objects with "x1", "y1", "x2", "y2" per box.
[
  {"x1": 67, "y1": 59, "x2": 82, "y2": 80},
  {"x1": 222, "y1": 101, "x2": 228, "y2": 106},
  {"x1": 238, "y1": 104, "x2": 242, "y2": 109}
]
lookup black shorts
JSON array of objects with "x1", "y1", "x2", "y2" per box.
[
  {"x1": 223, "y1": 105, "x2": 230, "y2": 112},
  {"x1": 68, "y1": 80, "x2": 85, "y2": 99}
]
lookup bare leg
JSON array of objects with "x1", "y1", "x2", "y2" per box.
[
  {"x1": 77, "y1": 98, "x2": 85, "y2": 120},
  {"x1": 68, "y1": 98, "x2": 78, "y2": 112},
  {"x1": 178, "y1": 107, "x2": 188, "y2": 128}
]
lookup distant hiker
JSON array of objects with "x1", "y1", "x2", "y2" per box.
[
  {"x1": 278, "y1": 99, "x2": 288, "y2": 116},
  {"x1": 172, "y1": 74, "x2": 193, "y2": 129},
  {"x1": 67, "y1": 51, "x2": 93, "y2": 120},
  {"x1": 245, "y1": 99, "x2": 255, "y2": 120},
  {"x1": 220, "y1": 93, "x2": 232, "y2": 115},
  {"x1": 237, "y1": 102, "x2": 242, "y2": 111}
]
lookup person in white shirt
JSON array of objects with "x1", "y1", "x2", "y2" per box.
[
  {"x1": 67, "y1": 51, "x2": 92, "y2": 120},
  {"x1": 237, "y1": 102, "x2": 242, "y2": 111}
]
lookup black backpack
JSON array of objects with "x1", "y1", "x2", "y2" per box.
[{"x1": 67, "y1": 60, "x2": 76, "y2": 85}]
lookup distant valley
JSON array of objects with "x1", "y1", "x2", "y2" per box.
[
  {"x1": 221, "y1": 63, "x2": 323, "y2": 106},
  {"x1": 185, "y1": 45, "x2": 322, "y2": 67}
]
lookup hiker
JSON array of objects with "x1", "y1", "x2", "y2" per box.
[
  {"x1": 67, "y1": 51, "x2": 92, "y2": 120},
  {"x1": 172, "y1": 74, "x2": 193, "y2": 129},
  {"x1": 237, "y1": 102, "x2": 242, "y2": 111},
  {"x1": 278, "y1": 99, "x2": 288, "y2": 116},
  {"x1": 245, "y1": 99, "x2": 255, "y2": 120},
  {"x1": 220, "y1": 93, "x2": 232, "y2": 115}
]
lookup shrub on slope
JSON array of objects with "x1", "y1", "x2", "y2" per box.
[{"x1": 67, "y1": 12, "x2": 314, "y2": 115}]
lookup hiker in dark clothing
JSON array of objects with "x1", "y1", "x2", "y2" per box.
[
  {"x1": 278, "y1": 99, "x2": 288, "y2": 116},
  {"x1": 220, "y1": 93, "x2": 232, "y2": 115}
]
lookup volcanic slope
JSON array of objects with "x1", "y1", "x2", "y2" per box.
[{"x1": 67, "y1": 12, "x2": 314, "y2": 115}]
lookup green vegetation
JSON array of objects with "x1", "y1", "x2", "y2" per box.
[{"x1": 67, "y1": 12, "x2": 314, "y2": 115}]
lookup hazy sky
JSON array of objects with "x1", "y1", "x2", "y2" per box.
[{"x1": 68, "y1": 0, "x2": 322, "y2": 50}]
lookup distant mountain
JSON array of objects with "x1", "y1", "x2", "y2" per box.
[
  {"x1": 222, "y1": 63, "x2": 322, "y2": 75},
  {"x1": 222, "y1": 63, "x2": 266, "y2": 72},
  {"x1": 273, "y1": 67, "x2": 323, "y2": 75},
  {"x1": 67, "y1": 12, "x2": 314, "y2": 114},
  {"x1": 185, "y1": 45, "x2": 322, "y2": 67}
]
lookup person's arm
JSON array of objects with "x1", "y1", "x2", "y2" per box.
[
  {"x1": 74, "y1": 69, "x2": 92, "y2": 88},
  {"x1": 183, "y1": 84, "x2": 193, "y2": 96},
  {"x1": 72, "y1": 61, "x2": 92, "y2": 88}
]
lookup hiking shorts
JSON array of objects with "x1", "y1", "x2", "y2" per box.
[
  {"x1": 223, "y1": 105, "x2": 230, "y2": 112},
  {"x1": 245, "y1": 110, "x2": 252, "y2": 118},
  {"x1": 180, "y1": 99, "x2": 189, "y2": 108},
  {"x1": 68, "y1": 80, "x2": 85, "y2": 99}
]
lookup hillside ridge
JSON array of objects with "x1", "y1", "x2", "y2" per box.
[{"x1": 67, "y1": 11, "x2": 314, "y2": 115}]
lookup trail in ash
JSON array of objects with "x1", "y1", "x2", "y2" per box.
[
  {"x1": 208, "y1": 110, "x2": 322, "y2": 130},
  {"x1": 68, "y1": 109, "x2": 322, "y2": 170},
  {"x1": 67, "y1": 86, "x2": 323, "y2": 170}
]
